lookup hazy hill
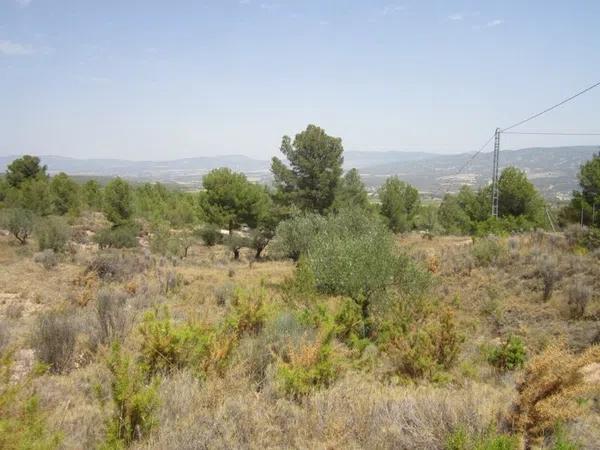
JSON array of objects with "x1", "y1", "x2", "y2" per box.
[{"x1": 1, "y1": 145, "x2": 598, "y2": 199}]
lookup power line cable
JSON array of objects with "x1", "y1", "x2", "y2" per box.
[
  {"x1": 501, "y1": 80, "x2": 600, "y2": 132},
  {"x1": 502, "y1": 131, "x2": 600, "y2": 136}
]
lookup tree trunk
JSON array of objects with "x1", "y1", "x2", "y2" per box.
[{"x1": 233, "y1": 247, "x2": 240, "y2": 260}]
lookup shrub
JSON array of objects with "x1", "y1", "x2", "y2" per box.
[
  {"x1": 472, "y1": 237, "x2": 504, "y2": 267},
  {"x1": 197, "y1": 224, "x2": 222, "y2": 247},
  {"x1": 213, "y1": 282, "x2": 235, "y2": 306},
  {"x1": 273, "y1": 213, "x2": 327, "y2": 261},
  {"x1": 446, "y1": 428, "x2": 518, "y2": 450},
  {"x1": 86, "y1": 252, "x2": 145, "y2": 281},
  {"x1": 33, "y1": 249, "x2": 58, "y2": 269},
  {"x1": 510, "y1": 344, "x2": 600, "y2": 447},
  {"x1": 96, "y1": 288, "x2": 131, "y2": 345},
  {"x1": 566, "y1": 279, "x2": 592, "y2": 319},
  {"x1": 105, "y1": 343, "x2": 159, "y2": 447},
  {"x1": 535, "y1": 254, "x2": 561, "y2": 301},
  {"x1": 225, "y1": 233, "x2": 250, "y2": 260},
  {"x1": 1, "y1": 208, "x2": 34, "y2": 245},
  {"x1": 94, "y1": 223, "x2": 138, "y2": 249},
  {"x1": 138, "y1": 310, "x2": 212, "y2": 376},
  {"x1": 275, "y1": 333, "x2": 339, "y2": 399},
  {"x1": 383, "y1": 309, "x2": 464, "y2": 379},
  {"x1": 35, "y1": 216, "x2": 70, "y2": 252},
  {"x1": 31, "y1": 310, "x2": 78, "y2": 374},
  {"x1": 487, "y1": 336, "x2": 527, "y2": 371}
]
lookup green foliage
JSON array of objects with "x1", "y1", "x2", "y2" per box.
[
  {"x1": 496, "y1": 167, "x2": 545, "y2": 223},
  {"x1": 104, "y1": 343, "x2": 159, "y2": 448},
  {"x1": 35, "y1": 216, "x2": 70, "y2": 252},
  {"x1": 200, "y1": 168, "x2": 271, "y2": 232},
  {"x1": 6, "y1": 155, "x2": 47, "y2": 188},
  {"x1": 486, "y1": 336, "x2": 526, "y2": 371},
  {"x1": 4, "y1": 177, "x2": 52, "y2": 215},
  {"x1": 148, "y1": 221, "x2": 187, "y2": 256},
  {"x1": 331, "y1": 168, "x2": 372, "y2": 213},
  {"x1": 49, "y1": 172, "x2": 80, "y2": 216},
  {"x1": 133, "y1": 183, "x2": 200, "y2": 227},
  {"x1": 271, "y1": 124, "x2": 344, "y2": 213},
  {"x1": 305, "y1": 210, "x2": 399, "y2": 304},
  {"x1": 103, "y1": 178, "x2": 133, "y2": 225},
  {"x1": 0, "y1": 363, "x2": 62, "y2": 450},
  {"x1": 275, "y1": 334, "x2": 339, "y2": 399},
  {"x1": 224, "y1": 233, "x2": 251, "y2": 260},
  {"x1": 567, "y1": 152, "x2": 600, "y2": 228},
  {"x1": 471, "y1": 237, "x2": 504, "y2": 266},
  {"x1": 446, "y1": 427, "x2": 519, "y2": 450},
  {"x1": 378, "y1": 176, "x2": 420, "y2": 233},
  {"x1": 274, "y1": 212, "x2": 327, "y2": 261},
  {"x1": 138, "y1": 310, "x2": 212, "y2": 377},
  {"x1": 94, "y1": 223, "x2": 139, "y2": 249},
  {"x1": 196, "y1": 223, "x2": 223, "y2": 246},
  {"x1": 82, "y1": 179, "x2": 103, "y2": 210},
  {"x1": 1, "y1": 207, "x2": 34, "y2": 244}
]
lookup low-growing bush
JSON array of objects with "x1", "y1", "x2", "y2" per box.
[
  {"x1": 31, "y1": 310, "x2": 78, "y2": 374},
  {"x1": 35, "y1": 215, "x2": 70, "y2": 252},
  {"x1": 105, "y1": 343, "x2": 159, "y2": 447},
  {"x1": 86, "y1": 252, "x2": 146, "y2": 281},
  {"x1": 96, "y1": 288, "x2": 131, "y2": 345},
  {"x1": 486, "y1": 335, "x2": 526, "y2": 371},
  {"x1": 566, "y1": 279, "x2": 592, "y2": 319},
  {"x1": 138, "y1": 310, "x2": 212, "y2": 376},
  {"x1": 535, "y1": 254, "x2": 561, "y2": 301},
  {"x1": 225, "y1": 233, "x2": 250, "y2": 260},
  {"x1": 510, "y1": 344, "x2": 600, "y2": 447},
  {"x1": 275, "y1": 332, "x2": 339, "y2": 399},
  {"x1": 33, "y1": 249, "x2": 58, "y2": 269},
  {"x1": 196, "y1": 224, "x2": 222, "y2": 247},
  {"x1": 472, "y1": 237, "x2": 504, "y2": 267},
  {"x1": 94, "y1": 223, "x2": 139, "y2": 249}
]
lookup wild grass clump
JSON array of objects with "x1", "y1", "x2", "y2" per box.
[
  {"x1": 31, "y1": 310, "x2": 78, "y2": 374},
  {"x1": 535, "y1": 254, "x2": 561, "y2": 301},
  {"x1": 486, "y1": 336, "x2": 527, "y2": 372},
  {"x1": 566, "y1": 278, "x2": 592, "y2": 319},
  {"x1": 33, "y1": 249, "x2": 58, "y2": 270},
  {"x1": 95, "y1": 288, "x2": 132, "y2": 345},
  {"x1": 472, "y1": 236, "x2": 505, "y2": 267},
  {"x1": 86, "y1": 251, "x2": 146, "y2": 281}
]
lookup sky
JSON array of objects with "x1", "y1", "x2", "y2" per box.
[{"x1": 1, "y1": 0, "x2": 599, "y2": 161}]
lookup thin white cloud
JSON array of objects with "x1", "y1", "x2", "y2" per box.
[
  {"x1": 473, "y1": 19, "x2": 504, "y2": 30},
  {"x1": 0, "y1": 40, "x2": 34, "y2": 56},
  {"x1": 380, "y1": 4, "x2": 405, "y2": 16},
  {"x1": 448, "y1": 13, "x2": 464, "y2": 21}
]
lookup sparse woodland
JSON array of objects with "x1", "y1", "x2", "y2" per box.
[{"x1": 1, "y1": 126, "x2": 599, "y2": 449}]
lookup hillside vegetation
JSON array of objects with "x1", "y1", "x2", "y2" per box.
[{"x1": 0, "y1": 126, "x2": 599, "y2": 449}]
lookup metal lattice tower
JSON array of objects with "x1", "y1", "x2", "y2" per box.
[{"x1": 491, "y1": 128, "x2": 501, "y2": 218}]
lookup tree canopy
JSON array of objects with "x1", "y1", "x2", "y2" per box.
[
  {"x1": 378, "y1": 176, "x2": 420, "y2": 233},
  {"x1": 103, "y1": 178, "x2": 133, "y2": 225},
  {"x1": 6, "y1": 155, "x2": 48, "y2": 188},
  {"x1": 271, "y1": 124, "x2": 344, "y2": 213},
  {"x1": 200, "y1": 167, "x2": 271, "y2": 232}
]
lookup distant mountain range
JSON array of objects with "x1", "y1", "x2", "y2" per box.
[{"x1": 1, "y1": 145, "x2": 598, "y2": 200}]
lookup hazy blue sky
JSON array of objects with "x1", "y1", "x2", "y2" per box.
[{"x1": 1, "y1": 0, "x2": 599, "y2": 160}]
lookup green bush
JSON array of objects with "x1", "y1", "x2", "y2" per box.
[
  {"x1": 35, "y1": 216, "x2": 70, "y2": 252},
  {"x1": 138, "y1": 310, "x2": 211, "y2": 377},
  {"x1": 471, "y1": 237, "x2": 504, "y2": 267},
  {"x1": 1, "y1": 207, "x2": 34, "y2": 245},
  {"x1": 487, "y1": 336, "x2": 526, "y2": 371},
  {"x1": 275, "y1": 335, "x2": 339, "y2": 399},
  {"x1": 104, "y1": 343, "x2": 159, "y2": 447},
  {"x1": 273, "y1": 213, "x2": 326, "y2": 261},
  {"x1": 196, "y1": 224, "x2": 223, "y2": 247},
  {"x1": 94, "y1": 224, "x2": 139, "y2": 249},
  {"x1": 446, "y1": 427, "x2": 519, "y2": 450}
]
